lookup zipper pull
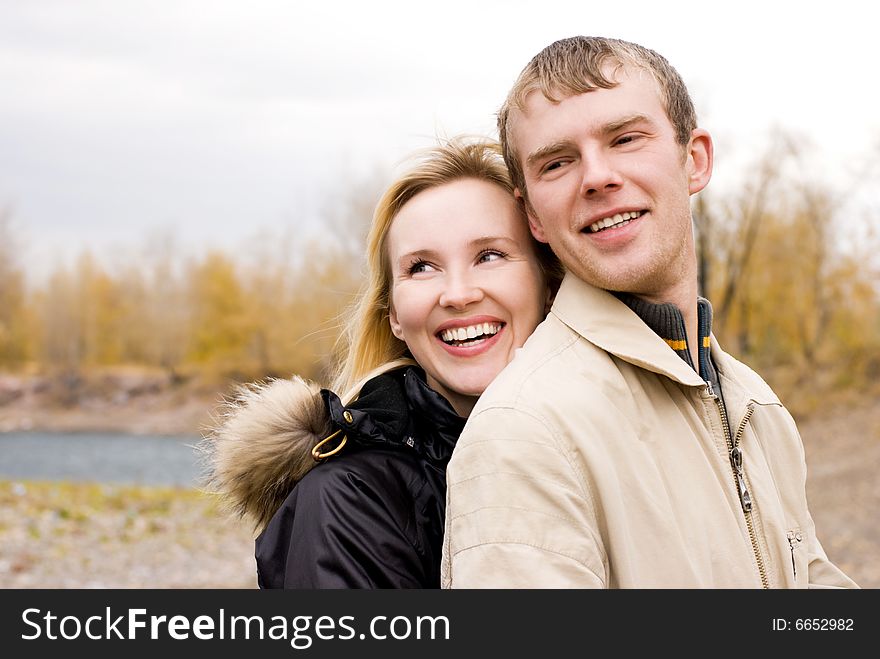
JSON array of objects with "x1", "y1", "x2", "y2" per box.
[
  {"x1": 787, "y1": 531, "x2": 798, "y2": 580},
  {"x1": 729, "y1": 446, "x2": 753, "y2": 512},
  {"x1": 705, "y1": 380, "x2": 716, "y2": 397}
]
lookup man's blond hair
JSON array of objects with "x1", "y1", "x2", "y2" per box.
[{"x1": 498, "y1": 36, "x2": 697, "y2": 199}]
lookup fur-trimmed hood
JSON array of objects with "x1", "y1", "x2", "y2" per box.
[
  {"x1": 199, "y1": 367, "x2": 464, "y2": 533},
  {"x1": 199, "y1": 376, "x2": 334, "y2": 532}
]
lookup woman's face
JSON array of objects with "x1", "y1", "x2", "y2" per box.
[{"x1": 387, "y1": 178, "x2": 550, "y2": 416}]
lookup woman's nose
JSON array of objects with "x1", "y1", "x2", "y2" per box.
[{"x1": 439, "y1": 272, "x2": 484, "y2": 309}]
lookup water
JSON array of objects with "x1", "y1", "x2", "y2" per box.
[{"x1": 0, "y1": 431, "x2": 203, "y2": 487}]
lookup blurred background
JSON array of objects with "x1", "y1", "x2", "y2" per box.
[{"x1": 0, "y1": 0, "x2": 877, "y2": 588}]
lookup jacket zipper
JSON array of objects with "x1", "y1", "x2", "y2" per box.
[
  {"x1": 786, "y1": 530, "x2": 798, "y2": 581},
  {"x1": 706, "y1": 382, "x2": 767, "y2": 588}
]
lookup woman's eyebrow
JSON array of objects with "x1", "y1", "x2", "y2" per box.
[
  {"x1": 470, "y1": 236, "x2": 517, "y2": 249},
  {"x1": 396, "y1": 248, "x2": 434, "y2": 266},
  {"x1": 396, "y1": 237, "x2": 517, "y2": 266}
]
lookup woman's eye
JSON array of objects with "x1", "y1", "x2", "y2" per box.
[
  {"x1": 477, "y1": 250, "x2": 506, "y2": 264},
  {"x1": 408, "y1": 260, "x2": 434, "y2": 274}
]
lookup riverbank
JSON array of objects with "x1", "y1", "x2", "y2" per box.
[
  {"x1": 0, "y1": 481, "x2": 257, "y2": 588},
  {"x1": 0, "y1": 370, "x2": 227, "y2": 436}
]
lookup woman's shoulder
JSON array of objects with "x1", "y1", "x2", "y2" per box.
[
  {"x1": 295, "y1": 445, "x2": 424, "y2": 499},
  {"x1": 257, "y1": 444, "x2": 435, "y2": 588}
]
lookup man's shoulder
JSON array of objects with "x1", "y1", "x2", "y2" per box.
[
  {"x1": 482, "y1": 317, "x2": 573, "y2": 391},
  {"x1": 470, "y1": 315, "x2": 609, "y2": 415},
  {"x1": 713, "y1": 341, "x2": 782, "y2": 405}
]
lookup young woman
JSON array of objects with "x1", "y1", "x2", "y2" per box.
[{"x1": 203, "y1": 138, "x2": 562, "y2": 588}]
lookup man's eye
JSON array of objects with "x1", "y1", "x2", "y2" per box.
[
  {"x1": 615, "y1": 134, "x2": 636, "y2": 146},
  {"x1": 544, "y1": 161, "x2": 563, "y2": 172}
]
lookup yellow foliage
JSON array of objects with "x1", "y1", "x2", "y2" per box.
[
  {"x1": 700, "y1": 147, "x2": 880, "y2": 409},
  {"x1": 3, "y1": 150, "x2": 877, "y2": 413}
]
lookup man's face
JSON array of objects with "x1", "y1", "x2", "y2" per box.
[{"x1": 510, "y1": 67, "x2": 712, "y2": 301}]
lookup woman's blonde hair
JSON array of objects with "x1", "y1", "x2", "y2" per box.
[{"x1": 329, "y1": 136, "x2": 562, "y2": 403}]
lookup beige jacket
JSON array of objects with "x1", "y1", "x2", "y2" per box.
[{"x1": 442, "y1": 275, "x2": 856, "y2": 588}]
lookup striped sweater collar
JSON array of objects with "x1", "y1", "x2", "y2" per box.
[{"x1": 614, "y1": 293, "x2": 719, "y2": 388}]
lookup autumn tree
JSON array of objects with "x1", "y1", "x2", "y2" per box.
[
  {"x1": 697, "y1": 130, "x2": 880, "y2": 404},
  {"x1": 138, "y1": 233, "x2": 187, "y2": 379},
  {"x1": 185, "y1": 251, "x2": 254, "y2": 377},
  {"x1": 37, "y1": 265, "x2": 80, "y2": 371},
  {"x1": 0, "y1": 208, "x2": 29, "y2": 368}
]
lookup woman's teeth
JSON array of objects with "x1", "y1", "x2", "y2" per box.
[{"x1": 440, "y1": 322, "x2": 501, "y2": 345}]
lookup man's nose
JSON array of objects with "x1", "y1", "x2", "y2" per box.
[
  {"x1": 439, "y1": 271, "x2": 484, "y2": 309},
  {"x1": 579, "y1": 150, "x2": 623, "y2": 197}
]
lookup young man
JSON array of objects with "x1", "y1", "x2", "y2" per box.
[{"x1": 441, "y1": 37, "x2": 856, "y2": 588}]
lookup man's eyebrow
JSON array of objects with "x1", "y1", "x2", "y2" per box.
[
  {"x1": 602, "y1": 113, "x2": 654, "y2": 135},
  {"x1": 525, "y1": 113, "x2": 656, "y2": 170},
  {"x1": 525, "y1": 140, "x2": 577, "y2": 170}
]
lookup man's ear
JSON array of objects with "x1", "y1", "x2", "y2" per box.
[
  {"x1": 388, "y1": 306, "x2": 404, "y2": 341},
  {"x1": 687, "y1": 128, "x2": 713, "y2": 195},
  {"x1": 516, "y1": 187, "x2": 548, "y2": 243}
]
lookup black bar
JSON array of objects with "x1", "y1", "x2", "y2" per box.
[{"x1": 1, "y1": 589, "x2": 874, "y2": 656}]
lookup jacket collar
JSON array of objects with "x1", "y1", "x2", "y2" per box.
[
  {"x1": 550, "y1": 273, "x2": 707, "y2": 388},
  {"x1": 615, "y1": 292, "x2": 721, "y2": 393},
  {"x1": 323, "y1": 367, "x2": 464, "y2": 463},
  {"x1": 551, "y1": 274, "x2": 782, "y2": 408}
]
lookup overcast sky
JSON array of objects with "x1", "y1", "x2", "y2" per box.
[{"x1": 2, "y1": 0, "x2": 878, "y2": 277}]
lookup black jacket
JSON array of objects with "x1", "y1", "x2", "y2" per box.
[{"x1": 254, "y1": 367, "x2": 464, "y2": 588}]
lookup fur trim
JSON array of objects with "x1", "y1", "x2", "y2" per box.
[{"x1": 198, "y1": 376, "x2": 333, "y2": 532}]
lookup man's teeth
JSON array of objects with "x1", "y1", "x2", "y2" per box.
[
  {"x1": 440, "y1": 323, "x2": 501, "y2": 344},
  {"x1": 588, "y1": 210, "x2": 643, "y2": 233}
]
